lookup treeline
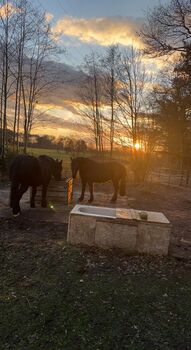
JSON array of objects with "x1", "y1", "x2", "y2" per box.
[
  {"x1": 80, "y1": 44, "x2": 191, "y2": 158},
  {"x1": 79, "y1": 46, "x2": 154, "y2": 156},
  {"x1": 141, "y1": 0, "x2": 191, "y2": 173},
  {"x1": 0, "y1": 130, "x2": 89, "y2": 152},
  {"x1": 79, "y1": 0, "x2": 191, "y2": 177},
  {"x1": 0, "y1": 0, "x2": 58, "y2": 160},
  {"x1": 29, "y1": 135, "x2": 88, "y2": 153}
]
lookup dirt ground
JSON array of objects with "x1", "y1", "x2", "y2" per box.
[
  {"x1": 1, "y1": 182, "x2": 191, "y2": 349},
  {"x1": 1, "y1": 181, "x2": 191, "y2": 259},
  {"x1": 1, "y1": 214, "x2": 191, "y2": 349}
]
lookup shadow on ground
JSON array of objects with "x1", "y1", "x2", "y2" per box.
[{"x1": 1, "y1": 182, "x2": 191, "y2": 259}]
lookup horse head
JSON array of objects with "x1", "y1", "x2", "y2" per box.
[
  {"x1": 71, "y1": 157, "x2": 79, "y2": 179},
  {"x1": 53, "y1": 159, "x2": 62, "y2": 181}
]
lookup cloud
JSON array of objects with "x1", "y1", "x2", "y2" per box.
[
  {"x1": 33, "y1": 107, "x2": 89, "y2": 139},
  {"x1": 54, "y1": 16, "x2": 144, "y2": 48},
  {"x1": 0, "y1": 3, "x2": 17, "y2": 17}
]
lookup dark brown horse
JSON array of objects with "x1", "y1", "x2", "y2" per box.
[
  {"x1": 71, "y1": 157, "x2": 126, "y2": 203},
  {"x1": 9, "y1": 155, "x2": 62, "y2": 216}
]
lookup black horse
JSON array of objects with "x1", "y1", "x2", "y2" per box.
[
  {"x1": 10, "y1": 155, "x2": 62, "y2": 216},
  {"x1": 71, "y1": 157, "x2": 126, "y2": 203}
]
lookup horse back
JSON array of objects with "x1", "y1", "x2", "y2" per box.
[
  {"x1": 10, "y1": 155, "x2": 42, "y2": 186},
  {"x1": 79, "y1": 158, "x2": 126, "y2": 182}
]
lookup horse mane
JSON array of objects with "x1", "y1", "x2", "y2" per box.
[{"x1": 38, "y1": 155, "x2": 55, "y2": 163}]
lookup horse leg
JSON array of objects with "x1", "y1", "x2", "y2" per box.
[
  {"x1": 10, "y1": 182, "x2": 20, "y2": 215},
  {"x1": 10, "y1": 182, "x2": 17, "y2": 208},
  {"x1": 30, "y1": 186, "x2": 37, "y2": 208},
  {"x1": 18, "y1": 184, "x2": 29, "y2": 212},
  {"x1": 111, "y1": 179, "x2": 119, "y2": 203},
  {"x1": 78, "y1": 180, "x2": 86, "y2": 202},
  {"x1": 88, "y1": 182, "x2": 94, "y2": 203},
  {"x1": 41, "y1": 184, "x2": 48, "y2": 208},
  {"x1": 11, "y1": 183, "x2": 28, "y2": 215},
  {"x1": 18, "y1": 184, "x2": 29, "y2": 200}
]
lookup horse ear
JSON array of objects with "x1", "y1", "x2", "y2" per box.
[
  {"x1": 59, "y1": 160, "x2": 62, "y2": 165},
  {"x1": 70, "y1": 157, "x2": 73, "y2": 161}
]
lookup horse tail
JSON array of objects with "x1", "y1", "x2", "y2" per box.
[{"x1": 119, "y1": 167, "x2": 126, "y2": 196}]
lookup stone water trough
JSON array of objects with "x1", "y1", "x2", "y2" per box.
[{"x1": 67, "y1": 205, "x2": 171, "y2": 256}]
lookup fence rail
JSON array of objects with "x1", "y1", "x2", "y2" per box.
[
  {"x1": 148, "y1": 168, "x2": 191, "y2": 188},
  {"x1": 1, "y1": 150, "x2": 191, "y2": 189}
]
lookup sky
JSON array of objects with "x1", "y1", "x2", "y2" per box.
[
  {"x1": 36, "y1": 0, "x2": 163, "y2": 19},
  {"x1": 34, "y1": 0, "x2": 166, "y2": 65},
  {"x1": 30, "y1": 0, "x2": 167, "y2": 140}
]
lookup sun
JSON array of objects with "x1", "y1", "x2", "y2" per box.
[{"x1": 134, "y1": 142, "x2": 141, "y2": 150}]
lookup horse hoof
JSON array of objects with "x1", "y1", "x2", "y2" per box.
[
  {"x1": 78, "y1": 198, "x2": 83, "y2": 202},
  {"x1": 88, "y1": 199, "x2": 93, "y2": 204}
]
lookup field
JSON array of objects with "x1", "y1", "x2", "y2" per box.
[
  {"x1": 27, "y1": 147, "x2": 119, "y2": 161},
  {"x1": 27, "y1": 148, "x2": 126, "y2": 159},
  {"x1": 27, "y1": 147, "x2": 70, "y2": 159}
]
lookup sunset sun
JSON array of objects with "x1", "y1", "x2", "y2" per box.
[{"x1": 134, "y1": 142, "x2": 141, "y2": 150}]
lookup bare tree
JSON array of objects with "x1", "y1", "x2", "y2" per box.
[
  {"x1": 116, "y1": 47, "x2": 150, "y2": 147},
  {"x1": 141, "y1": 0, "x2": 191, "y2": 57},
  {"x1": 115, "y1": 47, "x2": 157, "y2": 181},
  {"x1": 0, "y1": 0, "x2": 18, "y2": 159},
  {"x1": 79, "y1": 52, "x2": 104, "y2": 153},
  {"x1": 12, "y1": 0, "x2": 27, "y2": 153},
  {"x1": 21, "y1": 12, "x2": 56, "y2": 153},
  {"x1": 102, "y1": 45, "x2": 120, "y2": 156},
  {"x1": 0, "y1": 0, "x2": 60, "y2": 158}
]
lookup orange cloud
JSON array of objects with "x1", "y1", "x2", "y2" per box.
[
  {"x1": 54, "y1": 16, "x2": 144, "y2": 48},
  {"x1": 0, "y1": 3, "x2": 16, "y2": 17}
]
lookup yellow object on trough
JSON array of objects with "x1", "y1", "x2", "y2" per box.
[{"x1": 67, "y1": 205, "x2": 171, "y2": 256}]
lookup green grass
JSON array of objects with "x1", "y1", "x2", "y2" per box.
[
  {"x1": 27, "y1": 148, "x2": 73, "y2": 176},
  {"x1": 27, "y1": 148, "x2": 71, "y2": 160},
  {"x1": 1, "y1": 218, "x2": 191, "y2": 350},
  {"x1": 27, "y1": 148, "x2": 130, "y2": 162}
]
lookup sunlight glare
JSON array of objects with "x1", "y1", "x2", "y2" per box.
[{"x1": 134, "y1": 142, "x2": 141, "y2": 150}]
